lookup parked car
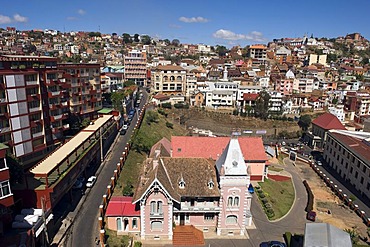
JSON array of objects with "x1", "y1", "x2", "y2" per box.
[
  {"x1": 260, "y1": 241, "x2": 286, "y2": 247},
  {"x1": 122, "y1": 124, "x2": 128, "y2": 130},
  {"x1": 316, "y1": 161, "x2": 322, "y2": 166},
  {"x1": 306, "y1": 211, "x2": 317, "y2": 221},
  {"x1": 86, "y1": 176, "x2": 97, "y2": 188},
  {"x1": 120, "y1": 129, "x2": 126, "y2": 135}
]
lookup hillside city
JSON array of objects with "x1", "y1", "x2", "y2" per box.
[{"x1": 0, "y1": 27, "x2": 370, "y2": 247}]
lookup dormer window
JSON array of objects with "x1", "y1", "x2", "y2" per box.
[
  {"x1": 208, "y1": 180, "x2": 214, "y2": 189},
  {"x1": 179, "y1": 177, "x2": 185, "y2": 189}
]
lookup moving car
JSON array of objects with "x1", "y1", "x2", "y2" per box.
[
  {"x1": 260, "y1": 241, "x2": 286, "y2": 247},
  {"x1": 86, "y1": 176, "x2": 97, "y2": 188},
  {"x1": 306, "y1": 211, "x2": 317, "y2": 221}
]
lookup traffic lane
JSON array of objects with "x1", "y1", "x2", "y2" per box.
[
  {"x1": 70, "y1": 121, "x2": 135, "y2": 246},
  {"x1": 312, "y1": 157, "x2": 370, "y2": 216}
]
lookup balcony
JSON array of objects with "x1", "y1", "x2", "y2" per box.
[
  {"x1": 149, "y1": 212, "x2": 164, "y2": 218},
  {"x1": 26, "y1": 80, "x2": 38, "y2": 86},
  {"x1": 176, "y1": 202, "x2": 221, "y2": 212},
  {"x1": 50, "y1": 114, "x2": 63, "y2": 122},
  {"x1": 61, "y1": 101, "x2": 69, "y2": 107},
  {"x1": 0, "y1": 127, "x2": 11, "y2": 134},
  {"x1": 0, "y1": 98, "x2": 7, "y2": 104},
  {"x1": 62, "y1": 124, "x2": 70, "y2": 130},
  {"x1": 32, "y1": 131, "x2": 43, "y2": 138},
  {"x1": 48, "y1": 91, "x2": 61, "y2": 98},
  {"x1": 0, "y1": 112, "x2": 9, "y2": 119},
  {"x1": 29, "y1": 106, "x2": 41, "y2": 113}
]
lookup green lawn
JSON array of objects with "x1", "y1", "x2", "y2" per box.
[
  {"x1": 257, "y1": 178, "x2": 295, "y2": 220},
  {"x1": 105, "y1": 228, "x2": 131, "y2": 247},
  {"x1": 268, "y1": 166, "x2": 284, "y2": 172},
  {"x1": 113, "y1": 108, "x2": 188, "y2": 196}
]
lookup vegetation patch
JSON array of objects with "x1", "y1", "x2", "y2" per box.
[
  {"x1": 268, "y1": 166, "x2": 284, "y2": 172},
  {"x1": 258, "y1": 178, "x2": 295, "y2": 220}
]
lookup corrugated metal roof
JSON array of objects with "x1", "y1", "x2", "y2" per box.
[{"x1": 304, "y1": 223, "x2": 352, "y2": 247}]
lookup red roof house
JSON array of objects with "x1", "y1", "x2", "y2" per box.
[
  {"x1": 312, "y1": 113, "x2": 346, "y2": 130},
  {"x1": 106, "y1": 196, "x2": 140, "y2": 217}
]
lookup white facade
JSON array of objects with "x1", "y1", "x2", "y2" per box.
[
  {"x1": 269, "y1": 91, "x2": 283, "y2": 114},
  {"x1": 204, "y1": 81, "x2": 238, "y2": 109},
  {"x1": 329, "y1": 105, "x2": 345, "y2": 123},
  {"x1": 294, "y1": 78, "x2": 314, "y2": 93}
]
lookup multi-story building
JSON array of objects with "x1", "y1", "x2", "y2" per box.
[
  {"x1": 151, "y1": 65, "x2": 187, "y2": 97},
  {"x1": 269, "y1": 91, "x2": 283, "y2": 115},
  {"x1": 58, "y1": 63, "x2": 103, "y2": 120},
  {"x1": 106, "y1": 135, "x2": 264, "y2": 240},
  {"x1": 0, "y1": 55, "x2": 69, "y2": 166},
  {"x1": 344, "y1": 92, "x2": 370, "y2": 123},
  {"x1": 205, "y1": 81, "x2": 239, "y2": 109},
  {"x1": 124, "y1": 49, "x2": 147, "y2": 86},
  {"x1": 0, "y1": 144, "x2": 14, "y2": 229},
  {"x1": 248, "y1": 45, "x2": 267, "y2": 64},
  {"x1": 294, "y1": 78, "x2": 314, "y2": 93},
  {"x1": 323, "y1": 130, "x2": 370, "y2": 200},
  {"x1": 275, "y1": 78, "x2": 294, "y2": 96}
]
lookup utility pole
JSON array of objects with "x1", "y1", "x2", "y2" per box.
[
  {"x1": 100, "y1": 127, "x2": 103, "y2": 163},
  {"x1": 41, "y1": 196, "x2": 50, "y2": 246}
]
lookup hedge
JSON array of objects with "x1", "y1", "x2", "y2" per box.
[{"x1": 303, "y1": 180, "x2": 314, "y2": 212}]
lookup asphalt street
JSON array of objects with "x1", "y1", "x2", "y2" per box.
[{"x1": 64, "y1": 91, "x2": 147, "y2": 247}]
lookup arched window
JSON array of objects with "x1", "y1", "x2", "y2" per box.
[
  {"x1": 132, "y1": 218, "x2": 138, "y2": 229},
  {"x1": 177, "y1": 76, "x2": 182, "y2": 81},
  {"x1": 226, "y1": 215, "x2": 237, "y2": 225},
  {"x1": 170, "y1": 76, "x2": 175, "y2": 81},
  {"x1": 227, "y1": 196, "x2": 239, "y2": 207},
  {"x1": 116, "y1": 218, "x2": 122, "y2": 231},
  {"x1": 163, "y1": 76, "x2": 168, "y2": 82},
  {"x1": 151, "y1": 221, "x2": 163, "y2": 230},
  {"x1": 234, "y1": 197, "x2": 239, "y2": 206},
  {"x1": 227, "y1": 197, "x2": 233, "y2": 206}
]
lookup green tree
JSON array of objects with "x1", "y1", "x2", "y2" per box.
[
  {"x1": 215, "y1": 45, "x2": 228, "y2": 57},
  {"x1": 163, "y1": 39, "x2": 171, "y2": 45},
  {"x1": 171, "y1": 39, "x2": 180, "y2": 46},
  {"x1": 298, "y1": 114, "x2": 312, "y2": 132},
  {"x1": 146, "y1": 111, "x2": 159, "y2": 125},
  {"x1": 111, "y1": 91, "x2": 126, "y2": 112},
  {"x1": 122, "y1": 180, "x2": 133, "y2": 196},
  {"x1": 141, "y1": 35, "x2": 151, "y2": 45},
  {"x1": 122, "y1": 33, "x2": 132, "y2": 44},
  {"x1": 134, "y1": 33, "x2": 140, "y2": 42},
  {"x1": 254, "y1": 91, "x2": 271, "y2": 120},
  {"x1": 344, "y1": 227, "x2": 359, "y2": 245}
]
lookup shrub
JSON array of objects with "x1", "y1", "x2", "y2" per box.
[
  {"x1": 261, "y1": 198, "x2": 268, "y2": 204},
  {"x1": 157, "y1": 108, "x2": 166, "y2": 115},
  {"x1": 284, "y1": 232, "x2": 292, "y2": 247},
  {"x1": 121, "y1": 235, "x2": 130, "y2": 246},
  {"x1": 259, "y1": 193, "x2": 266, "y2": 198},
  {"x1": 266, "y1": 208, "x2": 275, "y2": 218},
  {"x1": 265, "y1": 203, "x2": 272, "y2": 208},
  {"x1": 165, "y1": 121, "x2": 173, "y2": 129},
  {"x1": 162, "y1": 102, "x2": 172, "y2": 109},
  {"x1": 254, "y1": 186, "x2": 260, "y2": 190},
  {"x1": 134, "y1": 242, "x2": 142, "y2": 247},
  {"x1": 303, "y1": 180, "x2": 314, "y2": 212}
]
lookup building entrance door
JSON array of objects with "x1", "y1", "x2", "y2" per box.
[{"x1": 180, "y1": 213, "x2": 185, "y2": 225}]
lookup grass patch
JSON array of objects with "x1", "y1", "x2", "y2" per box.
[
  {"x1": 258, "y1": 178, "x2": 294, "y2": 220},
  {"x1": 268, "y1": 166, "x2": 284, "y2": 172},
  {"x1": 105, "y1": 228, "x2": 131, "y2": 247},
  {"x1": 113, "y1": 108, "x2": 188, "y2": 196}
]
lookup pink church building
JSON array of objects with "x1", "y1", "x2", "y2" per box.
[{"x1": 106, "y1": 135, "x2": 266, "y2": 240}]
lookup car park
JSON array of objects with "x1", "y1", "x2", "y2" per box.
[
  {"x1": 86, "y1": 176, "x2": 97, "y2": 188},
  {"x1": 260, "y1": 241, "x2": 287, "y2": 247}
]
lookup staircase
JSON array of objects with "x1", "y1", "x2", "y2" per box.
[{"x1": 173, "y1": 225, "x2": 205, "y2": 246}]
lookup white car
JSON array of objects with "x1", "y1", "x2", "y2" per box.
[
  {"x1": 86, "y1": 176, "x2": 97, "y2": 188},
  {"x1": 316, "y1": 161, "x2": 322, "y2": 166},
  {"x1": 122, "y1": 124, "x2": 128, "y2": 130}
]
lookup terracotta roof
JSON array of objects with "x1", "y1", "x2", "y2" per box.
[
  {"x1": 243, "y1": 93, "x2": 259, "y2": 101},
  {"x1": 249, "y1": 45, "x2": 267, "y2": 49},
  {"x1": 208, "y1": 59, "x2": 225, "y2": 65},
  {"x1": 312, "y1": 113, "x2": 346, "y2": 130},
  {"x1": 156, "y1": 64, "x2": 185, "y2": 71},
  {"x1": 329, "y1": 132, "x2": 370, "y2": 164},
  {"x1": 149, "y1": 137, "x2": 171, "y2": 158},
  {"x1": 171, "y1": 136, "x2": 267, "y2": 161},
  {"x1": 153, "y1": 94, "x2": 170, "y2": 100},
  {"x1": 106, "y1": 196, "x2": 140, "y2": 217}
]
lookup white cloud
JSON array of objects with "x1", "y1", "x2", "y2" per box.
[
  {"x1": 77, "y1": 9, "x2": 86, "y2": 15},
  {"x1": 179, "y1": 16, "x2": 208, "y2": 23},
  {"x1": 169, "y1": 24, "x2": 181, "y2": 29},
  {"x1": 67, "y1": 16, "x2": 77, "y2": 21},
  {"x1": 213, "y1": 29, "x2": 265, "y2": 42},
  {"x1": 0, "y1": 15, "x2": 12, "y2": 24},
  {"x1": 13, "y1": 14, "x2": 28, "y2": 23}
]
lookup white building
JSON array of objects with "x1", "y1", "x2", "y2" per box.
[
  {"x1": 329, "y1": 105, "x2": 345, "y2": 123},
  {"x1": 204, "y1": 81, "x2": 239, "y2": 109},
  {"x1": 269, "y1": 91, "x2": 283, "y2": 114}
]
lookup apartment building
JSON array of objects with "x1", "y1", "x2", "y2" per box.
[
  {"x1": 58, "y1": 63, "x2": 103, "y2": 120},
  {"x1": 294, "y1": 78, "x2": 314, "y2": 93},
  {"x1": 323, "y1": 130, "x2": 370, "y2": 200},
  {"x1": 275, "y1": 78, "x2": 294, "y2": 96},
  {"x1": 151, "y1": 65, "x2": 187, "y2": 96},
  {"x1": 248, "y1": 45, "x2": 267, "y2": 64},
  {"x1": 0, "y1": 144, "x2": 13, "y2": 229},
  {"x1": 344, "y1": 92, "x2": 370, "y2": 123},
  {"x1": 124, "y1": 49, "x2": 147, "y2": 86},
  {"x1": 268, "y1": 91, "x2": 283, "y2": 114},
  {"x1": 0, "y1": 55, "x2": 68, "y2": 166},
  {"x1": 204, "y1": 81, "x2": 238, "y2": 109}
]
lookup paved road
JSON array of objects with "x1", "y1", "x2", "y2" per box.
[{"x1": 65, "y1": 90, "x2": 148, "y2": 247}]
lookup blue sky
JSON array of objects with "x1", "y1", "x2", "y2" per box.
[{"x1": 1, "y1": 0, "x2": 370, "y2": 47}]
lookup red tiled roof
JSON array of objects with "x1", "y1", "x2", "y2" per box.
[
  {"x1": 312, "y1": 113, "x2": 346, "y2": 130},
  {"x1": 153, "y1": 94, "x2": 170, "y2": 100},
  {"x1": 105, "y1": 196, "x2": 140, "y2": 217},
  {"x1": 330, "y1": 132, "x2": 370, "y2": 163},
  {"x1": 243, "y1": 93, "x2": 259, "y2": 101},
  {"x1": 171, "y1": 136, "x2": 267, "y2": 161}
]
